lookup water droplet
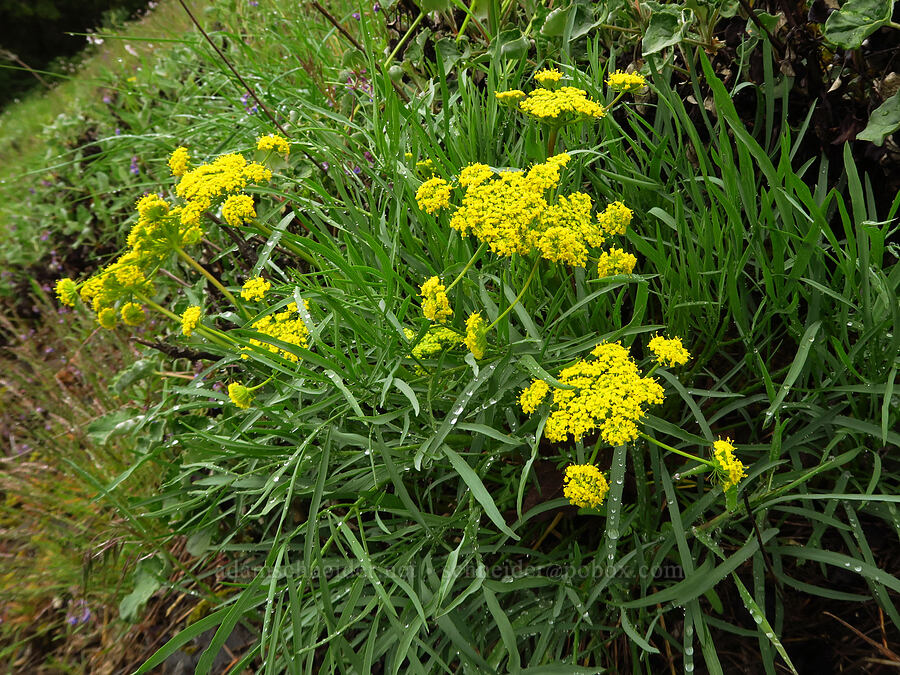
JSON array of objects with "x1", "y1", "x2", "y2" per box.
[
  {"x1": 685, "y1": 646, "x2": 694, "y2": 656},
  {"x1": 853, "y1": 565, "x2": 862, "y2": 572},
  {"x1": 607, "y1": 529, "x2": 619, "y2": 540},
  {"x1": 685, "y1": 663, "x2": 695, "y2": 672},
  {"x1": 753, "y1": 613, "x2": 764, "y2": 624}
]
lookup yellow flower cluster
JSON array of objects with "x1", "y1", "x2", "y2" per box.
[
  {"x1": 596, "y1": 248, "x2": 637, "y2": 277},
  {"x1": 241, "y1": 277, "x2": 271, "y2": 301},
  {"x1": 420, "y1": 276, "x2": 452, "y2": 322},
  {"x1": 168, "y1": 146, "x2": 191, "y2": 177},
  {"x1": 256, "y1": 133, "x2": 290, "y2": 156},
  {"x1": 648, "y1": 335, "x2": 691, "y2": 367},
  {"x1": 606, "y1": 70, "x2": 647, "y2": 92},
  {"x1": 78, "y1": 250, "x2": 156, "y2": 317},
  {"x1": 404, "y1": 327, "x2": 462, "y2": 359},
  {"x1": 713, "y1": 438, "x2": 747, "y2": 489},
  {"x1": 534, "y1": 68, "x2": 563, "y2": 86},
  {"x1": 55, "y1": 278, "x2": 78, "y2": 307},
  {"x1": 524, "y1": 342, "x2": 664, "y2": 446},
  {"x1": 495, "y1": 90, "x2": 526, "y2": 103},
  {"x1": 222, "y1": 194, "x2": 257, "y2": 227},
  {"x1": 244, "y1": 301, "x2": 311, "y2": 363},
  {"x1": 519, "y1": 379, "x2": 550, "y2": 414},
  {"x1": 415, "y1": 177, "x2": 452, "y2": 214},
  {"x1": 416, "y1": 156, "x2": 638, "y2": 274},
  {"x1": 181, "y1": 305, "x2": 202, "y2": 337},
  {"x1": 597, "y1": 201, "x2": 633, "y2": 236},
  {"x1": 458, "y1": 163, "x2": 493, "y2": 188},
  {"x1": 228, "y1": 382, "x2": 253, "y2": 409},
  {"x1": 517, "y1": 87, "x2": 606, "y2": 122},
  {"x1": 563, "y1": 464, "x2": 610, "y2": 508},
  {"x1": 121, "y1": 302, "x2": 146, "y2": 326},
  {"x1": 464, "y1": 312, "x2": 487, "y2": 359},
  {"x1": 175, "y1": 151, "x2": 271, "y2": 228}
]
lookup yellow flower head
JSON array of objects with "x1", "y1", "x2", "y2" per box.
[
  {"x1": 534, "y1": 68, "x2": 563, "y2": 87},
  {"x1": 458, "y1": 163, "x2": 494, "y2": 188},
  {"x1": 563, "y1": 464, "x2": 610, "y2": 509},
  {"x1": 55, "y1": 278, "x2": 78, "y2": 307},
  {"x1": 257, "y1": 133, "x2": 290, "y2": 156},
  {"x1": 420, "y1": 276, "x2": 452, "y2": 323},
  {"x1": 181, "y1": 305, "x2": 202, "y2": 337},
  {"x1": 97, "y1": 307, "x2": 117, "y2": 330},
  {"x1": 168, "y1": 146, "x2": 191, "y2": 177},
  {"x1": 222, "y1": 194, "x2": 257, "y2": 227},
  {"x1": 495, "y1": 90, "x2": 526, "y2": 104},
  {"x1": 406, "y1": 326, "x2": 462, "y2": 359},
  {"x1": 241, "y1": 277, "x2": 271, "y2": 301},
  {"x1": 648, "y1": 335, "x2": 691, "y2": 367},
  {"x1": 464, "y1": 312, "x2": 487, "y2": 360},
  {"x1": 136, "y1": 193, "x2": 170, "y2": 222},
  {"x1": 713, "y1": 437, "x2": 747, "y2": 490},
  {"x1": 415, "y1": 177, "x2": 452, "y2": 215},
  {"x1": 243, "y1": 300, "x2": 311, "y2": 362},
  {"x1": 519, "y1": 379, "x2": 550, "y2": 414},
  {"x1": 536, "y1": 342, "x2": 664, "y2": 445},
  {"x1": 228, "y1": 382, "x2": 253, "y2": 409},
  {"x1": 518, "y1": 87, "x2": 606, "y2": 122},
  {"x1": 606, "y1": 70, "x2": 647, "y2": 93},
  {"x1": 114, "y1": 264, "x2": 145, "y2": 290},
  {"x1": 597, "y1": 248, "x2": 637, "y2": 277},
  {"x1": 597, "y1": 201, "x2": 633, "y2": 236},
  {"x1": 121, "y1": 302, "x2": 146, "y2": 326},
  {"x1": 416, "y1": 159, "x2": 436, "y2": 175}
]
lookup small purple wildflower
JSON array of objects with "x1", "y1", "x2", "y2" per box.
[
  {"x1": 40, "y1": 231, "x2": 49, "y2": 241},
  {"x1": 102, "y1": 94, "x2": 112, "y2": 104},
  {"x1": 364, "y1": 151, "x2": 374, "y2": 164},
  {"x1": 130, "y1": 156, "x2": 140, "y2": 175},
  {"x1": 373, "y1": 2, "x2": 381, "y2": 11},
  {"x1": 352, "y1": 11, "x2": 361, "y2": 20},
  {"x1": 320, "y1": 161, "x2": 330, "y2": 171},
  {"x1": 115, "y1": 127, "x2": 122, "y2": 135}
]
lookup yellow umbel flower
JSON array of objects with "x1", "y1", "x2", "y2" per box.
[
  {"x1": 228, "y1": 382, "x2": 253, "y2": 409},
  {"x1": 519, "y1": 379, "x2": 550, "y2": 414},
  {"x1": 713, "y1": 438, "x2": 747, "y2": 489},
  {"x1": 241, "y1": 277, "x2": 271, "y2": 301},
  {"x1": 597, "y1": 201, "x2": 633, "y2": 236},
  {"x1": 176, "y1": 153, "x2": 271, "y2": 208},
  {"x1": 534, "y1": 68, "x2": 563, "y2": 87},
  {"x1": 121, "y1": 302, "x2": 146, "y2": 326},
  {"x1": 458, "y1": 163, "x2": 494, "y2": 188},
  {"x1": 518, "y1": 87, "x2": 606, "y2": 121},
  {"x1": 55, "y1": 278, "x2": 78, "y2": 307},
  {"x1": 597, "y1": 248, "x2": 637, "y2": 277},
  {"x1": 415, "y1": 177, "x2": 452, "y2": 214},
  {"x1": 534, "y1": 342, "x2": 664, "y2": 445},
  {"x1": 648, "y1": 335, "x2": 691, "y2": 367},
  {"x1": 97, "y1": 307, "x2": 117, "y2": 330},
  {"x1": 534, "y1": 192, "x2": 603, "y2": 267},
  {"x1": 495, "y1": 90, "x2": 526, "y2": 103},
  {"x1": 168, "y1": 146, "x2": 191, "y2": 177},
  {"x1": 405, "y1": 327, "x2": 462, "y2": 359},
  {"x1": 181, "y1": 305, "x2": 202, "y2": 337},
  {"x1": 563, "y1": 464, "x2": 610, "y2": 509},
  {"x1": 420, "y1": 276, "x2": 452, "y2": 322},
  {"x1": 464, "y1": 312, "x2": 487, "y2": 360},
  {"x1": 243, "y1": 301, "x2": 311, "y2": 362},
  {"x1": 114, "y1": 264, "x2": 145, "y2": 289},
  {"x1": 257, "y1": 133, "x2": 290, "y2": 156},
  {"x1": 222, "y1": 194, "x2": 256, "y2": 226},
  {"x1": 606, "y1": 70, "x2": 647, "y2": 92}
]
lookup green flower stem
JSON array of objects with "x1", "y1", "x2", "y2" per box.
[
  {"x1": 646, "y1": 362, "x2": 660, "y2": 377},
  {"x1": 175, "y1": 247, "x2": 247, "y2": 318},
  {"x1": 486, "y1": 258, "x2": 540, "y2": 331},
  {"x1": 247, "y1": 376, "x2": 273, "y2": 391},
  {"x1": 638, "y1": 431, "x2": 717, "y2": 469},
  {"x1": 546, "y1": 126, "x2": 559, "y2": 157},
  {"x1": 137, "y1": 295, "x2": 234, "y2": 350},
  {"x1": 445, "y1": 242, "x2": 487, "y2": 293},
  {"x1": 603, "y1": 90, "x2": 627, "y2": 113},
  {"x1": 385, "y1": 11, "x2": 424, "y2": 65}
]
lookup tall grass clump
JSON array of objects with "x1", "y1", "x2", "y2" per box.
[{"x1": 15, "y1": 0, "x2": 900, "y2": 671}]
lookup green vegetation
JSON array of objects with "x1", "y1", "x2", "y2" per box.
[{"x1": 2, "y1": 0, "x2": 898, "y2": 671}]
